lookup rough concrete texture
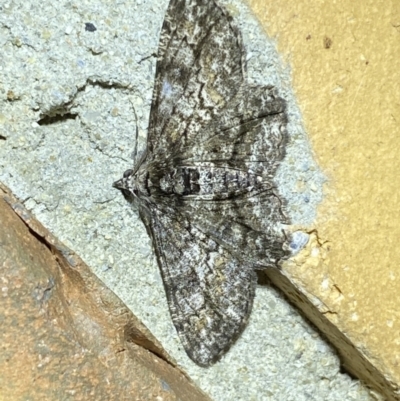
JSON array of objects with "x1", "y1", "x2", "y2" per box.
[
  {"x1": 0, "y1": 0, "x2": 382, "y2": 400},
  {"x1": 249, "y1": 0, "x2": 400, "y2": 400},
  {"x1": 0, "y1": 183, "x2": 211, "y2": 401}
]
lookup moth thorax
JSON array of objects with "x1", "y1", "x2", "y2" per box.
[{"x1": 132, "y1": 166, "x2": 150, "y2": 197}]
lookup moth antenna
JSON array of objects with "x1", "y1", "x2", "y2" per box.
[{"x1": 128, "y1": 97, "x2": 140, "y2": 162}]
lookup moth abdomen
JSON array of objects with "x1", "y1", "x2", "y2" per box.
[{"x1": 157, "y1": 165, "x2": 266, "y2": 198}]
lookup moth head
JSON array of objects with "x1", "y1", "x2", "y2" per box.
[
  {"x1": 113, "y1": 168, "x2": 136, "y2": 200},
  {"x1": 113, "y1": 166, "x2": 150, "y2": 202}
]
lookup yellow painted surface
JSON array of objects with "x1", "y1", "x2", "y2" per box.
[{"x1": 248, "y1": 0, "x2": 400, "y2": 398}]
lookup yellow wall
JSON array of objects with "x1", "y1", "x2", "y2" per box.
[{"x1": 249, "y1": 0, "x2": 400, "y2": 398}]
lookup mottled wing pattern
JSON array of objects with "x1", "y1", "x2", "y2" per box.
[
  {"x1": 115, "y1": 0, "x2": 290, "y2": 367},
  {"x1": 183, "y1": 190, "x2": 288, "y2": 269},
  {"x1": 180, "y1": 84, "x2": 289, "y2": 267},
  {"x1": 147, "y1": 0, "x2": 244, "y2": 155},
  {"x1": 141, "y1": 204, "x2": 257, "y2": 367},
  {"x1": 187, "y1": 85, "x2": 288, "y2": 176}
]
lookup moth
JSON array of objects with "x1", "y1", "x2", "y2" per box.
[{"x1": 114, "y1": 0, "x2": 290, "y2": 366}]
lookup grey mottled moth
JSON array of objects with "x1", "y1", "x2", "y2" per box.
[{"x1": 114, "y1": 0, "x2": 289, "y2": 366}]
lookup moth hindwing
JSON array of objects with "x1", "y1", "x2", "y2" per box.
[{"x1": 114, "y1": 0, "x2": 289, "y2": 367}]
